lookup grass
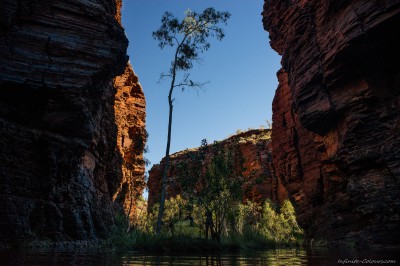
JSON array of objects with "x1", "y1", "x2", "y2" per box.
[{"x1": 173, "y1": 220, "x2": 202, "y2": 237}]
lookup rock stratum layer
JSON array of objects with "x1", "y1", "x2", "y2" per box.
[
  {"x1": 147, "y1": 129, "x2": 275, "y2": 209},
  {"x1": 0, "y1": 0, "x2": 146, "y2": 246},
  {"x1": 263, "y1": 0, "x2": 400, "y2": 247}
]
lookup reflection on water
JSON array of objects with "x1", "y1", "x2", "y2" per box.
[
  {"x1": 0, "y1": 248, "x2": 399, "y2": 265},
  {"x1": 120, "y1": 249, "x2": 308, "y2": 265}
]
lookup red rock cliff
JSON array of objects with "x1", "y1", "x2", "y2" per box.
[
  {"x1": 263, "y1": 0, "x2": 400, "y2": 247},
  {"x1": 0, "y1": 0, "x2": 146, "y2": 246},
  {"x1": 113, "y1": 64, "x2": 147, "y2": 220},
  {"x1": 147, "y1": 129, "x2": 276, "y2": 209}
]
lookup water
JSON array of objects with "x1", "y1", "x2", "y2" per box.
[{"x1": 0, "y1": 248, "x2": 399, "y2": 265}]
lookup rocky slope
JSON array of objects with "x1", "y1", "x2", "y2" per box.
[
  {"x1": 263, "y1": 0, "x2": 400, "y2": 247},
  {"x1": 147, "y1": 129, "x2": 276, "y2": 209},
  {"x1": 0, "y1": 0, "x2": 146, "y2": 246}
]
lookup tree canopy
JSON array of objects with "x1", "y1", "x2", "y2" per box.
[{"x1": 153, "y1": 8, "x2": 230, "y2": 73}]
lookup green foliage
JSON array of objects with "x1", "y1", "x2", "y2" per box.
[
  {"x1": 191, "y1": 203, "x2": 206, "y2": 237},
  {"x1": 258, "y1": 200, "x2": 304, "y2": 244},
  {"x1": 236, "y1": 129, "x2": 243, "y2": 134},
  {"x1": 219, "y1": 199, "x2": 303, "y2": 250},
  {"x1": 108, "y1": 140, "x2": 303, "y2": 251},
  {"x1": 106, "y1": 214, "x2": 133, "y2": 250},
  {"x1": 196, "y1": 141, "x2": 244, "y2": 242},
  {"x1": 164, "y1": 195, "x2": 184, "y2": 220},
  {"x1": 153, "y1": 8, "x2": 230, "y2": 72},
  {"x1": 106, "y1": 199, "x2": 303, "y2": 252},
  {"x1": 148, "y1": 196, "x2": 200, "y2": 238},
  {"x1": 105, "y1": 214, "x2": 150, "y2": 252},
  {"x1": 135, "y1": 202, "x2": 158, "y2": 235},
  {"x1": 235, "y1": 200, "x2": 261, "y2": 235}
]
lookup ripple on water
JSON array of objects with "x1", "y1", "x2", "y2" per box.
[{"x1": 1, "y1": 247, "x2": 399, "y2": 265}]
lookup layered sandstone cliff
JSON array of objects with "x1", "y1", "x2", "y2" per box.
[
  {"x1": 147, "y1": 129, "x2": 276, "y2": 209},
  {"x1": 263, "y1": 0, "x2": 400, "y2": 247},
  {"x1": 0, "y1": 0, "x2": 146, "y2": 246},
  {"x1": 113, "y1": 64, "x2": 147, "y2": 220}
]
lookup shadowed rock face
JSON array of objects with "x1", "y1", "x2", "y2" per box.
[
  {"x1": 263, "y1": 0, "x2": 400, "y2": 247},
  {"x1": 0, "y1": 0, "x2": 128, "y2": 89},
  {"x1": 0, "y1": 0, "x2": 146, "y2": 246},
  {"x1": 147, "y1": 129, "x2": 276, "y2": 210}
]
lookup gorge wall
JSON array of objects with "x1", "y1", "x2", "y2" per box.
[
  {"x1": 113, "y1": 64, "x2": 147, "y2": 220},
  {"x1": 147, "y1": 129, "x2": 276, "y2": 209},
  {"x1": 263, "y1": 0, "x2": 400, "y2": 247},
  {"x1": 0, "y1": 0, "x2": 146, "y2": 246}
]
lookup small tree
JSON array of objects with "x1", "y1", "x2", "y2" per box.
[
  {"x1": 198, "y1": 141, "x2": 243, "y2": 242},
  {"x1": 153, "y1": 8, "x2": 230, "y2": 235},
  {"x1": 258, "y1": 199, "x2": 303, "y2": 243}
]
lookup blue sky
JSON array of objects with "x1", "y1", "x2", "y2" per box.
[{"x1": 122, "y1": 1, "x2": 281, "y2": 175}]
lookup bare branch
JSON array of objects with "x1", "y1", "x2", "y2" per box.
[
  {"x1": 158, "y1": 72, "x2": 173, "y2": 83},
  {"x1": 173, "y1": 80, "x2": 209, "y2": 89},
  {"x1": 173, "y1": 35, "x2": 180, "y2": 46}
]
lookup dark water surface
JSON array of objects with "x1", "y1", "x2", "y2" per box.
[{"x1": 0, "y1": 248, "x2": 399, "y2": 265}]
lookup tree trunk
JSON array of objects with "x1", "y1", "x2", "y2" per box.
[
  {"x1": 156, "y1": 47, "x2": 178, "y2": 236},
  {"x1": 155, "y1": 97, "x2": 173, "y2": 236}
]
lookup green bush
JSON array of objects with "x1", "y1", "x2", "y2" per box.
[
  {"x1": 105, "y1": 197, "x2": 303, "y2": 252},
  {"x1": 257, "y1": 199, "x2": 304, "y2": 245}
]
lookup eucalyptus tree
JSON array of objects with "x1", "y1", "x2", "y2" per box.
[{"x1": 152, "y1": 8, "x2": 230, "y2": 235}]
